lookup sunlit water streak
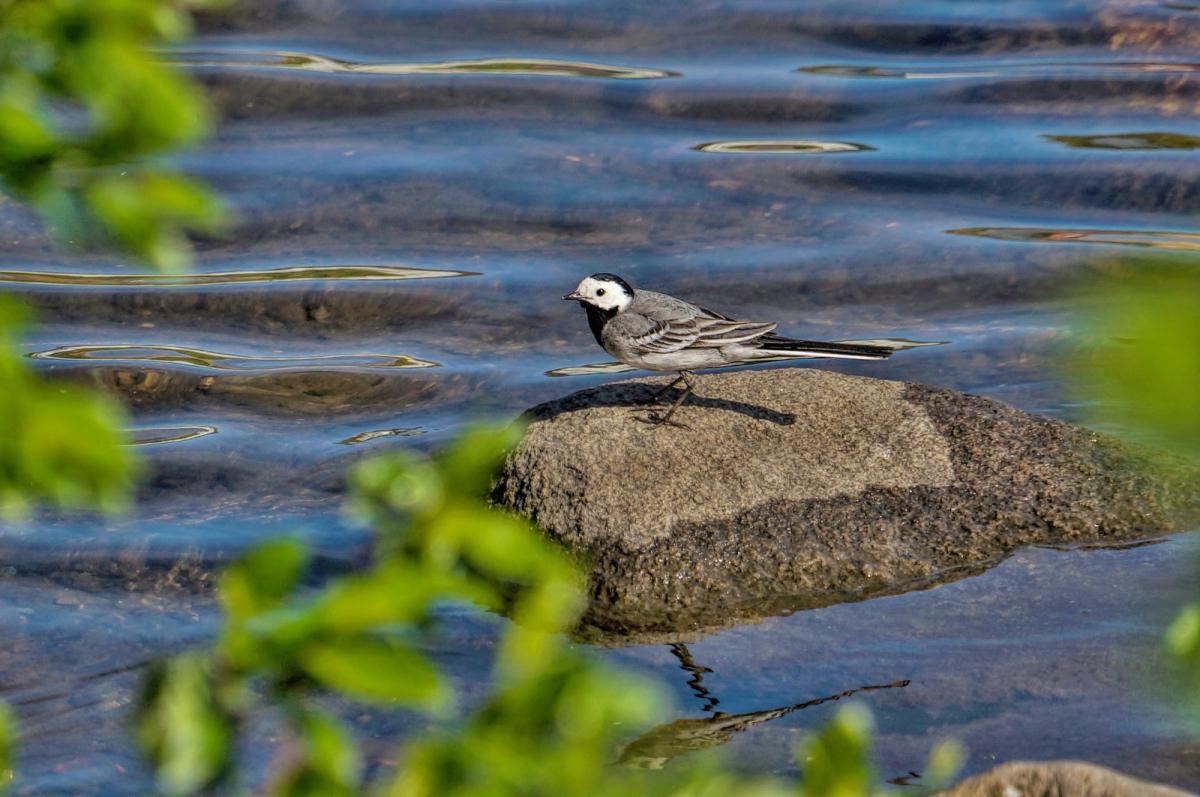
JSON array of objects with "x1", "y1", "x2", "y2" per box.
[
  {"x1": 340, "y1": 427, "x2": 425, "y2": 445},
  {"x1": 948, "y1": 227, "x2": 1200, "y2": 250},
  {"x1": 126, "y1": 426, "x2": 218, "y2": 445},
  {"x1": 0, "y1": 264, "x2": 475, "y2": 287},
  {"x1": 28, "y1": 344, "x2": 439, "y2": 371},
  {"x1": 798, "y1": 61, "x2": 1200, "y2": 79},
  {"x1": 693, "y1": 140, "x2": 875, "y2": 154},
  {"x1": 175, "y1": 49, "x2": 681, "y2": 79}
]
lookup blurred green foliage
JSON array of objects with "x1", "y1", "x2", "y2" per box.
[
  {"x1": 1071, "y1": 257, "x2": 1200, "y2": 702},
  {"x1": 0, "y1": 290, "x2": 139, "y2": 790},
  {"x1": 0, "y1": 297, "x2": 135, "y2": 517},
  {"x1": 0, "y1": 703, "x2": 12, "y2": 793},
  {"x1": 798, "y1": 707, "x2": 961, "y2": 797},
  {"x1": 0, "y1": 0, "x2": 226, "y2": 269},
  {"x1": 138, "y1": 425, "x2": 959, "y2": 797},
  {"x1": 800, "y1": 705, "x2": 880, "y2": 797},
  {"x1": 139, "y1": 425, "x2": 654, "y2": 795},
  {"x1": 1166, "y1": 604, "x2": 1200, "y2": 693},
  {"x1": 1074, "y1": 259, "x2": 1200, "y2": 452},
  {"x1": 0, "y1": 1, "x2": 232, "y2": 783}
]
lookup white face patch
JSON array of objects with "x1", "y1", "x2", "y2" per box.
[{"x1": 572, "y1": 276, "x2": 632, "y2": 312}]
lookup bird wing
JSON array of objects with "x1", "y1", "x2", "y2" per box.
[{"x1": 631, "y1": 314, "x2": 777, "y2": 353}]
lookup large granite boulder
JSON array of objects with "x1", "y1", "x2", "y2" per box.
[
  {"x1": 497, "y1": 369, "x2": 1198, "y2": 635},
  {"x1": 939, "y1": 761, "x2": 1195, "y2": 797}
]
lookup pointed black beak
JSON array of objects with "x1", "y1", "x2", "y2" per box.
[{"x1": 563, "y1": 290, "x2": 584, "y2": 301}]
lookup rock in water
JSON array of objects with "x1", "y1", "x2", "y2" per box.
[
  {"x1": 497, "y1": 369, "x2": 1198, "y2": 636},
  {"x1": 938, "y1": 761, "x2": 1195, "y2": 797}
]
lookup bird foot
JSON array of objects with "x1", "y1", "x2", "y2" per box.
[{"x1": 634, "y1": 410, "x2": 690, "y2": 429}]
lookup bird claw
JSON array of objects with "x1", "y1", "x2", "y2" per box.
[{"x1": 635, "y1": 411, "x2": 690, "y2": 429}]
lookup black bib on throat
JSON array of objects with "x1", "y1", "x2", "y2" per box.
[{"x1": 583, "y1": 303, "x2": 617, "y2": 347}]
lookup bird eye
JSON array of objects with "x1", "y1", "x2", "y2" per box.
[{"x1": 596, "y1": 288, "x2": 606, "y2": 296}]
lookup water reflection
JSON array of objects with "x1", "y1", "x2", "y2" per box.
[
  {"x1": 29, "y1": 344, "x2": 439, "y2": 371},
  {"x1": 0, "y1": 264, "x2": 475, "y2": 287},
  {"x1": 126, "y1": 426, "x2": 218, "y2": 446},
  {"x1": 545, "y1": 362, "x2": 636, "y2": 378},
  {"x1": 948, "y1": 227, "x2": 1200, "y2": 250},
  {"x1": 176, "y1": 50, "x2": 680, "y2": 79},
  {"x1": 618, "y1": 675, "x2": 910, "y2": 769},
  {"x1": 800, "y1": 65, "x2": 996, "y2": 79},
  {"x1": 339, "y1": 427, "x2": 424, "y2": 445},
  {"x1": 1045, "y1": 132, "x2": 1200, "y2": 150},
  {"x1": 694, "y1": 140, "x2": 874, "y2": 154},
  {"x1": 668, "y1": 643, "x2": 720, "y2": 714},
  {"x1": 799, "y1": 62, "x2": 1200, "y2": 79}
]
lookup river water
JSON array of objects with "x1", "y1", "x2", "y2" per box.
[{"x1": 2, "y1": 1, "x2": 1199, "y2": 793}]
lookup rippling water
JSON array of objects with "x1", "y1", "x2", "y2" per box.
[{"x1": 3, "y1": 0, "x2": 1200, "y2": 793}]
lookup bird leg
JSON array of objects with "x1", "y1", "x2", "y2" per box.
[
  {"x1": 651, "y1": 371, "x2": 695, "y2": 426},
  {"x1": 649, "y1": 373, "x2": 686, "y2": 403}
]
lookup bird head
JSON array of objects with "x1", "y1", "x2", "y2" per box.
[{"x1": 563, "y1": 273, "x2": 634, "y2": 313}]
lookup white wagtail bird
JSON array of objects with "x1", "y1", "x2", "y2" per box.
[{"x1": 563, "y1": 273, "x2": 896, "y2": 425}]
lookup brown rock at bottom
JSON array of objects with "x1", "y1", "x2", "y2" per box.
[{"x1": 940, "y1": 761, "x2": 1196, "y2": 797}]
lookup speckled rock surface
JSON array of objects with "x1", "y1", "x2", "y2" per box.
[
  {"x1": 497, "y1": 369, "x2": 1199, "y2": 635},
  {"x1": 939, "y1": 761, "x2": 1196, "y2": 797}
]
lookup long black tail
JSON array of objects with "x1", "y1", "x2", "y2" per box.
[{"x1": 755, "y1": 333, "x2": 894, "y2": 360}]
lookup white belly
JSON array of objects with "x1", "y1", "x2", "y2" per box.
[{"x1": 613, "y1": 347, "x2": 735, "y2": 372}]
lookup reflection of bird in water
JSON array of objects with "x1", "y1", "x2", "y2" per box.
[
  {"x1": 618, "y1": 643, "x2": 909, "y2": 770},
  {"x1": 889, "y1": 770, "x2": 923, "y2": 786},
  {"x1": 668, "y1": 643, "x2": 720, "y2": 713}
]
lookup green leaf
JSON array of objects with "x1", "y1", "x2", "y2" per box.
[
  {"x1": 429, "y1": 503, "x2": 585, "y2": 637},
  {"x1": 798, "y1": 704, "x2": 878, "y2": 797},
  {"x1": 137, "y1": 654, "x2": 232, "y2": 795},
  {"x1": 299, "y1": 636, "x2": 448, "y2": 710},
  {"x1": 444, "y1": 504, "x2": 558, "y2": 581},
  {"x1": 0, "y1": 702, "x2": 14, "y2": 793},
  {"x1": 270, "y1": 711, "x2": 361, "y2": 797},
  {"x1": 84, "y1": 172, "x2": 225, "y2": 271},
  {"x1": 349, "y1": 451, "x2": 445, "y2": 519},
  {"x1": 924, "y1": 739, "x2": 966, "y2": 792},
  {"x1": 318, "y1": 561, "x2": 498, "y2": 632},
  {"x1": 0, "y1": 299, "x2": 138, "y2": 519},
  {"x1": 0, "y1": 89, "x2": 57, "y2": 164},
  {"x1": 299, "y1": 711, "x2": 360, "y2": 789},
  {"x1": 219, "y1": 539, "x2": 309, "y2": 621},
  {"x1": 1075, "y1": 260, "x2": 1200, "y2": 451},
  {"x1": 0, "y1": 0, "x2": 227, "y2": 270},
  {"x1": 435, "y1": 422, "x2": 526, "y2": 498},
  {"x1": 1166, "y1": 604, "x2": 1200, "y2": 659}
]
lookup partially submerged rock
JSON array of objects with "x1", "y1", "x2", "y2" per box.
[
  {"x1": 497, "y1": 369, "x2": 1198, "y2": 635},
  {"x1": 939, "y1": 761, "x2": 1195, "y2": 797}
]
